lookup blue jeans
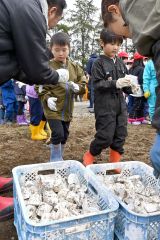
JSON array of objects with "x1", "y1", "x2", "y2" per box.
[
  {"x1": 29, "y1": 97, "x2": 43, "y2": 125},
  {"x1": 150, "y1": 134, "x2": 160, "y2": 178}
]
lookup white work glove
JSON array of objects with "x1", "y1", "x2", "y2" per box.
[
  {"x1": 47, "y1": 97, "x2": 57, "y2": 111},
  {"x1": 17, "y1": 81, "x2": 26, "y2": 88},
  {"x1": 116, "y1": 78, "x2": 131, "y2": 89},
  {"x1": 130, "y1": 83, "x2": 141, "y2": 95},
  {"x1": 56, "y1": 69, "x2": 69, "y2": 83},
  {"x1": 69, "y1": 81, "x2": 80, "y2": 93}
]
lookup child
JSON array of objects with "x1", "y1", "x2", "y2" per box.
[
  {"x1": 83, "y1": 29, "x2": 134, "y2": 168},
  {"x1": 26, "y1": 85, "x2": 47, "y2": 141},
  {"x1": 128, "y1": 52, "x2": 145, "y2": 125},
  {"x1": 118, "y1": 51, "x2": 128, "y2": 64},
  {"x1": 101, "y1": 0, "x2": 160, "y2": 178},
  {"x1": 143, "y1": 59, "x2": 158, "y2": 121},
  {"x1": 13, "y1": 81, "x2": 28, "y2": 125},
  {"x1": 1, "y1": 80, "x2": 18, "y2": 124},
  {"x1": 86, "y1": 53, "x2": 98, "y2": 109},
  {"x1": 37, "y1": 32, "x2": 86, "y2": 161}
]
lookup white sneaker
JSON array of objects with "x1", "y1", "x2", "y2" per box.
[{"x1": 141, "y1": 119, "x2": 151, "y2": 125}]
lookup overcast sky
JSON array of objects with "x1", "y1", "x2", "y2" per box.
[{"x1": 66, "y1": 0, "x2": 101, "y2": 11}]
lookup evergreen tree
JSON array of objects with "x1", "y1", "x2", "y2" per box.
[{"x1": 67, "y1": 0, "x2": 101, "y2": 68}]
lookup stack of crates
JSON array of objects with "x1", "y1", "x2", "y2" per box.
[
  {"x1": 87, "y1": 161, "x2": 160, "y2": 240},
  {"x1": 12, "y1": 160, "x2": 119, "y2": 240}
]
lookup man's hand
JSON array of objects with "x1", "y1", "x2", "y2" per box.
[
  {"x1": 56, "y1": 69, "x2": 69, "y2": 83},
  {"x1": 69, "y1": 81, "x2": 80, "y2": 93},
  {"x1": 116, "y1": 78, "x2": 131, "y2": 89},
  {"x1": 144, "y1": 91, "x2": 150, "y2": 98},
  {"x1": 47, "y1": 97, "x2": 57, "y2": 111}
]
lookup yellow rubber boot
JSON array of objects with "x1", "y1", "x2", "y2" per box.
[
  {"x1": 109, "y1": 148, "x2": 121, "y2": 173},
  {"x1": 83, "y1": 151, "x2": 95, "y2": 166},
  {"x1": 29, "y1": 125, "x2": 47, "y2": 140},
  {"x1": 39, "y1": 121, "x2": 47, "y2": 137},
  {"x1": 45, "y1": 122, "x2": 51, "y2": 145}
]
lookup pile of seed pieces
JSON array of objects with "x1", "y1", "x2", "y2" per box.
[
  {"x1": 20, "y1": 173, "x2": 100, "y2": 224},
  {"x1": 97, "y1": 170, "x2": 160, "y2": 214}
]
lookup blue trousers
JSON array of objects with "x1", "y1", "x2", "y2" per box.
[
  {"x1": 29, "y1": 97, "x2": 45, "y2": 126},
  {"x1": 5, "y1": 101, "x2": 18, "y2": 122},
  {"x1": 150, "y1": 134, "x2": 160, "y2": 178}
]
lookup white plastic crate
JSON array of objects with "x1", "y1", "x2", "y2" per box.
[
  {"x1": 87, "y1": 161, "x2": 160, "y2": 240},
  {"x1": 12, "y1": 160, "x2": 119, "y2": 240}
]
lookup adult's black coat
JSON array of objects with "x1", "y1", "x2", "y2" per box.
[{"x1": 0, "y1": 0, "x2": 59, "y2": 85}]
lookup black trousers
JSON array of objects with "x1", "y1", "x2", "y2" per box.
[
  {"x1": 129, "y1": 96, "x2": 145, "y2": 119},
  {"x1": 90, "y1": 93, "x2": 127, "y2": 156},
  {"x1": 29, "y1": 97, "x2": 45, "y2": 125},
  {"x1": 48, "y1": 119, "x2": 70, "y2": 145},
  {"x1": 17, "y1": 101, "x2": 25, "y2": 115}
]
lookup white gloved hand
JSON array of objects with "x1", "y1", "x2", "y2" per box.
[
  {"x1": 47, "y1": 97, "x2": 57, "y2": 111},
  {"x1": 56, "y1": 69, "x2": 69, "y2": 83},
  {"x1": 17, "y1": 81, "x2": 26, "y2": 88},
  {"x1": 69, "y1": 81, "x2": 80, "y2": 93},
  {"x1": 131, "y1": 83, "x2": 142, "y2": 95},
  {"x1": 116, "y1": 78, "x2": 131, "y2": 89}
]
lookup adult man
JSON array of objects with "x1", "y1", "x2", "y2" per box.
[
  {"x1": 0, "y1": 0, "x2": 68, "y2": 221},
  {"x1": 101, "y1": 0, "x2": 160, "y2": 178},
  {"x1": 0, "y1": 0, "x2": 68, "y2": 86}
]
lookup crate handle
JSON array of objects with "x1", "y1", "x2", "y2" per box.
[
  {"x1": 88, "y1": 183, "x2": 98, "y2": 195},
  {"x1": 38, "y1": 169, "x2": 55, "y2": 175}
]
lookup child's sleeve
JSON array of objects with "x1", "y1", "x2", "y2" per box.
[
  {"x1": 91, "y1": 60, "x2": 117, "y2": 91},
  {"x1": 143, "y1": 63, "x2": 151, "y2": 93}
]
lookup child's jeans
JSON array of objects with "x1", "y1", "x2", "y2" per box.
[
  {"x1": 29, "y1": 97, "x2": 44, "y2": 126},
  {"x1": 150, "y1": 133, "x2": 160, "y2": 178}
]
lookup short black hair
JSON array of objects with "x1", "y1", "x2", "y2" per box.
[
  {"x1": 100, "y1": 29, "x2": 123, "y2": 45},
  {"x1": 101, "y1": 0, "x2": 119, "y2": 28},
  {"x1": 47, "y1": 0, "x2": 67, "y2": 15},
  {"x1": 50, "y1": 32, "x2": 70, "y2": 48}
]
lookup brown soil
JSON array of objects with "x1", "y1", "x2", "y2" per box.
[{"x1": 0, "y1": 102, "x2": 156, "y2": 240}]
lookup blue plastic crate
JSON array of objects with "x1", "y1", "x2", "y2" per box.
[
  {"x1": 12, "y1": 160, "x2": 119, "y2": 240},
  {"x1": 87, "y1": 161, "x2": 160, "y2": 240}
]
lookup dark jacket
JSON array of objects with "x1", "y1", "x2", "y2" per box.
[
  {"x1": 0, "y1": 0, "x2": 59, "y2": 86},
  {"x1": 92, "y1": 55, "x2": 131, "y2": 96},
  {"x1": 86, "y1": 54, "x2": 98, "y2": 76},
  {"x1": 13, "y1": 81, "x2": 26, "y2": 96}
]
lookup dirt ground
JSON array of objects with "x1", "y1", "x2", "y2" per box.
[{"x1": 0, "y1": 102, "x2": 156, "y2": 240}]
